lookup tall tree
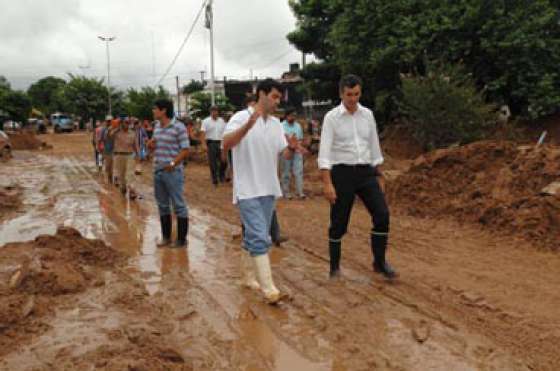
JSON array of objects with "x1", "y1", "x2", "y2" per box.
[
  {"x1": 288, "y1": 0, "x2": 560, "y2": 120},
  {"x1": 0, "y1": 76, "x2": 32, "y2": 122},
  {"x1": 189, "y1": 92, "x2": 233, "y2": 120},
  {"x1": 27, "y1": 76, "x2": 67, "y2": 115},
  {"x1": 124, "y1": 86, "x2": 171, "y2": 120},
  {"x1": 60, "y1": 74, "x2": 116, "y2": 121}
]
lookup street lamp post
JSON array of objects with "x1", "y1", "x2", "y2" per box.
[{"x1": 98, "y1": 35, "x2": 116, "y2": 117}]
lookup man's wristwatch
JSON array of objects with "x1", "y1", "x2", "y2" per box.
[{"x1": 170, "y1": 161, "x2": 176, "y2": 168}]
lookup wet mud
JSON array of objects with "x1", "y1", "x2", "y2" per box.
[{"x1": 0, "y1": 133, "x2": 558, "y2": 370}]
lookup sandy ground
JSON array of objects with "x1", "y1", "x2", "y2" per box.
[{"x1": 0, "y1": 132, "x2": 559, "y2": 370}]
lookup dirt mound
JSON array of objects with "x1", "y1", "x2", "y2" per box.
[
  {"x1": 0, "y1": 185, "x2": 22, "y2": 216},
  {"x1": 0, "y1": 227, "x2": 125, "y2": 352},
  {"x1": 388, "y1": 141, "x2": 560, "y2": 249},
  {"x1": 8, "y1": 132, "x2": 51, "y2": 150},
  {"x1": 381, "y1": 124, "x2": 424, "y2": 159}
]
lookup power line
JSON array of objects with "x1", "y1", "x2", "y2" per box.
[{"x1": 155, "y1": 0, "x2": 208, "y2": 87}]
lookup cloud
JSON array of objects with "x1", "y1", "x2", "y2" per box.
[{"x1": 0, "y1": 0, "x2": 302, "y2": 92}]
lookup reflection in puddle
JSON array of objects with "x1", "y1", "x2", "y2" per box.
[{"x1": 0, "y1": 155, "x2": 346, "y2": 371}]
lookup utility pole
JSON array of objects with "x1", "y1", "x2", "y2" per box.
[
  {"x1": 151, "y1": 30, "x2": 157, "y2": 85},
  {"x1": 176, "y1": 76, "x2": 181, "y2": 118},
  {"x1": 205, "y1": 0, "x2": 215, "y2": 106},
  {"x1": 98, "y1": 35, "x2": 116, "y2": 117}
]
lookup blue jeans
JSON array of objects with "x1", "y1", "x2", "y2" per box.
[
  {"x1": 238, "y1": 196, "x2": 275, "y2": 257},
  {"x1": 154, "y1": 167, "x2": 188, "y2": 218},
  {"x1": 281, "y1": 153, "x2": 304, "y2": 196}
]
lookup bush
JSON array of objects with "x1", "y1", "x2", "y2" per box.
[{"x1": 399, "y1": 63, "x2": 496, "y2": 150}]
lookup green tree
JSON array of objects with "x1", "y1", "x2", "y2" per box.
[
  {"x1": 0, "y1": 76, "x2": 32, "y2": 122},
  {"x1": 288, "y1": 0, "x2": 560, "y2": 121},
  {"x1": 189, "y1": 92, "x2": 233, "y2": 120},
  {"x1": 182, "y1": 79, "x2": 205, "y2": 95},
  {"x1": 60, "y1": 74, "x2": 114, "y2": 121},
  {"x1": 124, "y1": 86, "x2": 171, "y2": 120},
  {"x1": 400, "y1": 63, "x2": 496, "y2": 149},
  {"x1": 0, "y1": 90, "x2": 32, "y2": 123},
  {"x1": 27, "y1": 76, "x2": 67, "y2": 115}
]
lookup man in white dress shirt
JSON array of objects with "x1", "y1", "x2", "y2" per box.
[
  {"x1": 318, "y1": 74, "x2": 397, "y2": 280},
  {"x1": 223, "y1": 79, "x2": 296, "y2": 304},
  {"x1": 201, "y1": 106, "x2": 227, "y2": 185}
]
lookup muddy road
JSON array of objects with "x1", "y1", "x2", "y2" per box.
[{"x1": 0, "y1": 132, "x2": 558, "y2": 370}]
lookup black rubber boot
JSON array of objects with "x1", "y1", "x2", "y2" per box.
[
  {"x1": 371, "y1": 232, "x2": 398, "y2": 279},
  {"x1": 329, "y1": 240, "x2": 341, "y2": 278},
  {"x1": 157, "y1": 215, "x2": 172, "y2": 247},
  {"x1": 174, "y1": 217, "x2": 189, "y2": 247}
]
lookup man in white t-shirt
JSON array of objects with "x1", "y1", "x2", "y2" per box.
[
  {"x1": 201, "y1": 106, "x2": 226, "y2": 185},
  {"x1": 223, "y1": 79, "x2": 297, "y2": 304}
]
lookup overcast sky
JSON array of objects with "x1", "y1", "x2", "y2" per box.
[{"x1": 0, "y1": 0, "x2": 303, "y2": 92}]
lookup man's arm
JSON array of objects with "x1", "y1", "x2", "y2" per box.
[
  {"x1": 222, "y1": 111, "x2": 259, "y2": 152},
  {"x1": 318, "y1": 115, "x2": 336, "y2": 204}
]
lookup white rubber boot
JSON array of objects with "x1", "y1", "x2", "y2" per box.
[
  {"x1": 241, "y1": 253, "x2": 260, "y2": 290},
  {"x1": 253, "y1": 254, "x2": 281, "y2": 304}
]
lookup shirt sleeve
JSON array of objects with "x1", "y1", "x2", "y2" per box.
[
  {"x1": 277, "y1": 124, "x2": 288, "y2": 154},
  {"x1": 176, "y1": 125, "x2": 190, "y2": 149},
  {"x1": 223, "y1": 112, "x2": 245, "y2": 135},
  {"x1": 318, "y1": 114, "x2": 334, "y2": 169},
  {"x1": 200, "y1": 119, "x2": 208, "y2": 132},
  {"x1": 369, "y1": 112, "x2": 384, "y2": 166},
  {"x1": 297, "y1": 123, "x2": 304, "y2": 140}
]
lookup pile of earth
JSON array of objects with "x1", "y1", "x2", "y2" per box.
[
  {"x1": 0, "y1": 227, "x2": 125, "y2": 355},
  {"x1": 380, "y1": 124, "x2": 424, "y2": 160},
  {"x1": 8, "y1": 131, "x2": 51, "y2": 150},
  {"x1": 387, "y1": 140, "x2": 560, "y2": 249}
]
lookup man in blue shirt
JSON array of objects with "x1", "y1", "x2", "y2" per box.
[
  {"x1": 281, "y1": 108, "x2": 305, "y2": 199},
  {"x1": 148, "y1": 99, "x2": 190, "y2": 247}
]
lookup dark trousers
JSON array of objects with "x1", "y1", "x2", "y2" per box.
[
  {"x1": 329, "y1": 165, "x2": 390, "y2": 266},
  {"x1": 206, "y1": 140, "x2": 224, "y2": 184}
]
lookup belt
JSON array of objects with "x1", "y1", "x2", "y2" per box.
[
  {"x1": 334, "y1": 164, "x2": 371, "y2": 168},
  {"x1": 114, "y1": 151, "x2": 133, "y2": 155},
  {"x1": 206, "y1": 139, "x2": 221, "y2": 143}
]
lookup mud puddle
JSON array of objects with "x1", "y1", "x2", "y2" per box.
[{"x1": 0, "y1": 151, "x2": 530, "y2": 370}]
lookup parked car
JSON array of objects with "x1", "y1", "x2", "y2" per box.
[
  {"x1": 2, "y1": 120, "x2": 21, "y2": 133},
  {"x1": 26, "y1": 118, "x2": 47, "y2": 134},
  {"x1": 0, "y1": 130, "x2": 11, "y2": 159},
  {"x1": 50, "y1": 113, "x2": 74, "y2": 133}
]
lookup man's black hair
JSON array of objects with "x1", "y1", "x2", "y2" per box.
[
  {"x1": 256, "y1": 78, "x2": 284, "y2": 101},
  {"x1": 209, "y1": 105, "x2": 219, "y2": 112},
  {"x1": 244, "y1": 94, "x2": 257, "y2": 107},
  {"x1": 285, "y1": 107, "x2": 296, "y2": 116},
  {"x1": 339, "y1": 74, "x2": 363, "y2": 92},
  {"x1": 153, "y1": 98, "x2": 174, "y2": 119}
]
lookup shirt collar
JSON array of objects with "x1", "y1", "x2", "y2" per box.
[{"x1": 337, "y1": 103, "x2": 364, "y2": 117}]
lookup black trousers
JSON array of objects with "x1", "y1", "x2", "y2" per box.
[
  {"x1": 206, "y1": 140, "x2": 224, "y2": 184},
  {"x1": 329, "y1": 164, "x2": 389, "y2": 241}
]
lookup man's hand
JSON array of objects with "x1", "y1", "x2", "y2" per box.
[
  {"x1": 323, "y1": 182, "x2": 337, "y2": 204},
  {"x1": 246, "y1": 109, "x2": 260, "y2": 129},
  {"x1": 146, "y1": 138, "x2": 156, "y2": 151},
  {"x1": 164, "y1": 162, "x2": 175, "y2": 172},
  {"x1": 287, "y1": 135, "x2": 298, "y2": 149},
  {"x1": 377, "y1": 176, "x2": 386, "y2": 193}
]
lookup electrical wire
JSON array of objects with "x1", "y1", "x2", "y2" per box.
[{"x1": 155, "y1": 0, "x2": 208, "y2": 87}]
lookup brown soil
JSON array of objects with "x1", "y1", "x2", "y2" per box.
[
  {"x1": 1, "y1": 132, "x2": 560, "y2": 370},
  {"x1": 387, "y1": 140, "x2": 560, "y2": 249},
  {"x1": 0, "y1": 185, "x2": 22, "y2": 219},
  {"x1": 9, "y1": 131, "x2": 51, "y2": 150},
  {"x1": 381, "y1": 124, "x2": 424, "y2": 159}
]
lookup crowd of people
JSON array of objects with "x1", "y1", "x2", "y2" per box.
[{"x1": 91, "y1": 74, "x2": 395, "y2": 305}]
